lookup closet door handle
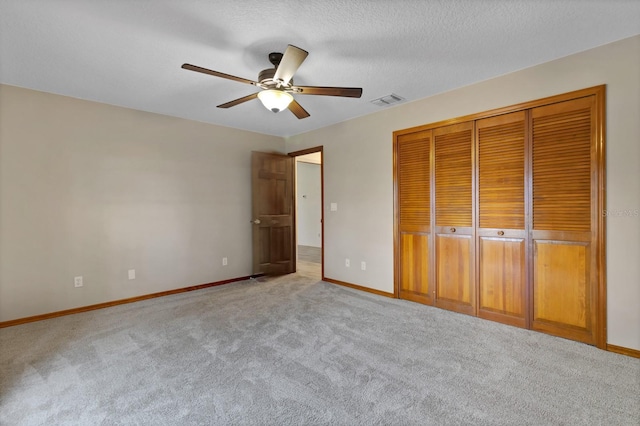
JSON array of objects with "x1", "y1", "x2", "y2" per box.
[
  {"x1": 497, "y1": 230, "x2": 504, "y2": 236},
  {"x1": 450, "y1": 227, "x2": 456, "y2": 233}
]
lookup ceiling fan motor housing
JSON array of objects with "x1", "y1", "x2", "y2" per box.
[
  {"x1": 258, "y1": 68, "x2": 276, "y2": 83},
  {"x1": 258, "y1": 68, "x2": 293, "y2": 88}
]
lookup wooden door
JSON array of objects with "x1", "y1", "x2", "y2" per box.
[
  {"x1": 476, "y1": 111, "x2": 527, "y2": 328},
  {"x1": 395, "y1": 130, "x2": 432, "y2": 304},
  {"x1": 433, "y1": 121, "x2": 475, "y2": 315},
  {"x1": 530, "y1": 96, "x2": 600, "y2": 345},
  {"x1": 251, "y1": 151, "x2": 295, "y2": 275}
]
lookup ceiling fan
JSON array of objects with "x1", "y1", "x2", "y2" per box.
[{"x1": 181, "y1": 45, "x2": 363, "y2": 119}]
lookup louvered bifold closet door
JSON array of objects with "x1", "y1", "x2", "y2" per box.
[
  {"x1": 433, "y1": 121, "x2": 475, "y2": 315},
  {"x1": 397, "y1": 130, "x2": 432, "y2": 304},
  {"x1": 531, "y1": 96, "x2": 598, "y2": 344},
  {"x1": 476, "y1": 111, "x2": 527, "y2": 328}
]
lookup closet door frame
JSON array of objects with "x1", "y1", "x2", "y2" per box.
[{"x1": 392, "y1": 85, "x2": 606, "y2": 349}]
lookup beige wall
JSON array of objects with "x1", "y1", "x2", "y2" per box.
[
  {"x1": 0, "y1": 85, "x2": 284, "y2": 322},
  {"x1": 286, "y1": 35, "x2": 640, "y2": 351}
]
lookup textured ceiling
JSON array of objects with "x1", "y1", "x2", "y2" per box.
[{"x1": 1, "y1": 1, "x2": 639, "y2": 137}]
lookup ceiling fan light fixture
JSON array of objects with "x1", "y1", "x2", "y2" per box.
[
  {"x1": 257, "y1": 89, "x2": 293, "y2": 113},
  {"x1": 182, "y1": 44, "x2": 362, "y2": 119}
]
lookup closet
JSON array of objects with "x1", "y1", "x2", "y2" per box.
[{"x1": 393, "y1": 86, "x2": 605, "y2": 348}]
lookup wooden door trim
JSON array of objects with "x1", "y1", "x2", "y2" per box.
[
  {"x1": 393, "y1": 135, "x2": 399, "y2": 298},
  {"x1": 594, "y1": 87, "x2": 607, "y2": 349},
  {"x1": 288, "y1": 146, "x2": 324, "y2": 279},
  {"x1": 393, "y1": 85, "x2": 605, "y2": 136},
  {"x1": 289, "y1": 146, "x2": 323, "y2": 157}
]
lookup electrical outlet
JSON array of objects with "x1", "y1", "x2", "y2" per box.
[
  {"x1": 345, "y1": 258, "x2": 350, "y2": 267},
  {"x1": 128, "y1": 269, "x2": 136, "y2": 280},
  {"x1": 74, "y1": 276, "x2": 83, "y2": 288},
  {"x1": 222, "y1": 257, "x2": 228, "y2": 266},
  {"x1": 361, "y1": 261, "x2": 366, "y2": 271}
]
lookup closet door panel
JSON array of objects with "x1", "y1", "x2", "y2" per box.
[
  {"x1": 396, "y1": 130, "x2": 432, "y2": 304},
  {"x1": 436, "y1": 234, "x2": 472, "y2": 307},
  {"x1": 533, "y1": 240, "x2": 590, "y2": 331},
  {"x1": 478, "y1": 236, "x2": 526, "y2": 326},
  {"x1": 531, "y1": 96, "x2": 598, "y2": 344},
  {"x1": 433, "y1": 122, "x2": 475, "y2": 315},
  {"x1": 400, "y1": 233, "x2": 430, "y2": 303},
  {"x1": 476, "y1": 111, "x2": 527, "y2": 327}
]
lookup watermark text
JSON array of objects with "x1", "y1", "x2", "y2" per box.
[{"x1": 602, "y1": 209, "x2": 639, "y2": 217}]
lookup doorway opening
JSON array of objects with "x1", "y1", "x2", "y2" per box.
[{"x1": 289, "y1": 147, "x2": 323, "y2": 280}]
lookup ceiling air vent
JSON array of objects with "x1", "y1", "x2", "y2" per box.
[{"x1": 370, "y1": 93, "x2": 405, "y2": 107}]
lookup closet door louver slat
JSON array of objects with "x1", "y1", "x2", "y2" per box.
[
  {"x1": 398, "y1": 132, "x2": 430, "y2": 232},
  {"x1": 435, "y1": 128, "x2": 473, "y2": 227}
]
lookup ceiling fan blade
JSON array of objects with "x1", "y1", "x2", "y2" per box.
[
  {"x1": 292, "y1": 86, "x2": 362, "y2": 98},
  {"x1": 182, "y1": 63, "x2": 258, "y2": 86},
  {"x1": 288, "y1": 99, "x2": 310, "y2": 119},
  {"x1": 273, "y1": 45, "x2": 308, "y2": 85},
  {"x1": 217, "y1": 92, "x2": 259, "y2": 108}
]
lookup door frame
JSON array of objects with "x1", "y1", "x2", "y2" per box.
[{"x1": 288, "y1": 146, "x2": 324, "y2": 279}]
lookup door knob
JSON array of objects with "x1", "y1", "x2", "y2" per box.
[
  {"x1": 251, "y1": 219, "x2": 261, "y2": 224},
  {"x1": 450, "y1": 227, "x2": 456, "y2": 233}
]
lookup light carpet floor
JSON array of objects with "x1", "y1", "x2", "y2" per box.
[{"x1": 1, "y1": 270, "x2": 638, "y2": 425}]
